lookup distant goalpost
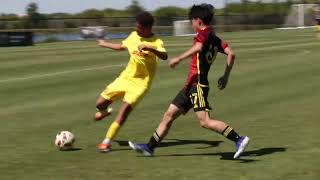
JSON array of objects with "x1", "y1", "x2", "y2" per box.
[
  {"x1": 174, "y1": 4, "x2": 320, "y2": 33},
  {"x1": 280, "y1": 4, "x2": 319, "y2": 30},
  {"x1": 173, "y1": 20, "x2": 194, "y2": 36}
]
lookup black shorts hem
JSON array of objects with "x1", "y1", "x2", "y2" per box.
[
  {"x1": 193, "y1": 107, "x2": 212, "y2": 112},
  {"x1": 172, "y1": 101, "x2": 189, "y2": 115}
]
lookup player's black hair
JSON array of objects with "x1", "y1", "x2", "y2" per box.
[
  {"x1": 136, "y1": 11, "x2": 154, "y2": 28},
  {"x1": 188, "y1": 3, "x2": 214, "y2": 25}
]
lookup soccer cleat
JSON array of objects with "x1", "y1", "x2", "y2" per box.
[
  {"x1": 94, "y1": 107, "x2": 113, "y2": 121},
  {"x1": 97, "y1": 143, "x2": 112, "y2": 153},
  {"x1": 233, "y1": 136, "x2": 250, "y2": 159},
  {"x1": 128, "y1": 141, "x2": 154, "y2": 156}
]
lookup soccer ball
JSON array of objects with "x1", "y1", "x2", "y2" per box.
[{"x1": 54, "y1": 131, "x2": 75, "y2": 150}]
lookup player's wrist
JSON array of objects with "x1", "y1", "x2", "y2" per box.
[
  {"x1": 176, "y1": 56, "x2": 183, "y2": 62},
  {"x1": 148, "y1": 47, "x2": 156, "y2": 52}
]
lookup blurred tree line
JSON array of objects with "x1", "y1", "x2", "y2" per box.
[{"x1": 0, "y1": 0, "x2": 319, "y2": 29}]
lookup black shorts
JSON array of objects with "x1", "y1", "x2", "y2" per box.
[{"x1": 172, "y1": 85, "x2": 212, "y2": 113}]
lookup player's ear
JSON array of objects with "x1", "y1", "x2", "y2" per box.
[{"x1": 198, "y1": 19, "x2": 204, "y2": 26}]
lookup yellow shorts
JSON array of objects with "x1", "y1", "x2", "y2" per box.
[
  {"x1": 316, "y1": 25, "x2": 320, "y2": 32},
  {"x1": 100, "y1": 77, "x2": 148, "y2": 107}
]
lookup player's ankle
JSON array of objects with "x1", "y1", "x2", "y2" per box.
[{"x1": 102, "y1": 138, "x2": 111, "y2": 145}]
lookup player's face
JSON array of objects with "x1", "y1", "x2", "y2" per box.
[
  {"x1": 136, "y1": 22, "x2": 152, "y2": 37},
  {"x1": 191, "y1": 18, "x2": 201, "y2": 31}
]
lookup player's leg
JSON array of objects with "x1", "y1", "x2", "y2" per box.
[
  {"x1": 195, "y1": 111, "x2": 242, "y2": 141},
  {"x1": 129, "y1": 89, "x2": 190, "y2": 156},
  {"x1": 95, "y1": 79, "x2": 124, "y2": 121},
  {"x1": 98, "y1": 80, "x2": 145, "y2": 152},
  {"x1": 154, "y1": 104, "x2": 183, "y2": 143},
  {"x1": 195, "y1": 111, "x2": 249, "y2": 159},
  {"x1": 192, "y1": 85, "x2": 249, "y2": 159},
  {"x1": 95, "y1": 96, "x2": 113, "y2": 121},
  {"x1": 129, "y1": 104, "x2": 183, "y2": 156},
  {"x1": 98, "y1": 102, "x2": 133, "y2": 152},
  {"x1": 148, "y1": 104, "x2": 183, "y2": 148}
]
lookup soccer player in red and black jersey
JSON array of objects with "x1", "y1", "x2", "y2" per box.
[{"x1": 129, "y1": 4, "x2": 250, "y2": 159}]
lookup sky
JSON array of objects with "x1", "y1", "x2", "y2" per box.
[{"x1": 0, "y1": 0, "x2": 236, "y2": 15}]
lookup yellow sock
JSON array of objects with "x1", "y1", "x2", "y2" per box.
[{"x1": 105, "y1": 121, "x2": 121, "y2": 140}]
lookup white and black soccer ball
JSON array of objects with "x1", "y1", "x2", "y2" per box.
[{"x1": 54, "y1": 131, "x2": 75, "y2": 150}]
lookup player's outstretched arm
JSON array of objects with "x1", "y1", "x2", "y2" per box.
[
  {"x1": 218, "y1": 47, "x2": 236, "y2": 90},
  {"x1": 97, "y1": 39, "x2": 126, "y2": 51},
  {"x1": 138, "y1": 44, "x2": 168, "y2": 60},
  {"x1": 168, "y1": 42, "x2": 203, "y2": 68}
]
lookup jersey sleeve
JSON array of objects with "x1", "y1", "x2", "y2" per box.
[
  {"x1": 156, "y1": 38, "x2": 166, "y2": 52},
  {"x1": 194, "y1": 32, "x2": 207, "y2": 44},
  {"x1": 215, "y1": 36, "x2": 229, "y2": 53},
  {"x1": 121, "y1": 32, "x2": 134, "y2": 48}
]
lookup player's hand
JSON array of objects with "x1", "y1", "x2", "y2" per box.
[
  {"x1": 217, "y1": 75, "x2": 229, "y2": 90},
  {"x1": 168, "y1": 57, "x2": 180, "y2": 69},
  {"x1": 97, "y1": 39, "x2": 105, "y2": 46}
]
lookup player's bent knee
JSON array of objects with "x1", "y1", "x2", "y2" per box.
[
  {"x1": 94, "y1": 112, "x2": 103, "y2": 121},
  {"x1": 198, "y1": 116, "x2": 212, "y2": 129},
  {"x1": 199, "y1": 121, "x2": 207, "y2": 128},
  {"x1": 198, "y1": 119, "x2": 208, "y2": 128}
]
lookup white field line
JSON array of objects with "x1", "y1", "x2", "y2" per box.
[
  {"x1": 0, "y1": 40, "x2": 317, "y2": 84},
  {"x1": 0, "y1": 64, "x2": 124, "y2": 84},
  {"x1": 276, "y1": 26, "x2": 315, "y2": 30}
]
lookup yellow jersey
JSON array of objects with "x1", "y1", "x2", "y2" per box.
[
  {"x1": 316, "y1": 25, "x2": 320, "y2": 32},
  {"x1": 120, "y1": 31, "x2": 166, "y2": 88}
]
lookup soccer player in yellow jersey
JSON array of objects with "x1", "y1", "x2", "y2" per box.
[{"x1": 95, "y1": 12, "x2": 168, "y2": 152}]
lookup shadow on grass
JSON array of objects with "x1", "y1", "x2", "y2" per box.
[
  {"x1": 159, "y1": 147, "x2": 287, "y2": 163},
  {"x1": 115, "y1": 139, "x2": 287, "y2": 163},
  {"x1": 159, "y1": 138, "x2": 223, "y2": 149},
  {"x1": 114, "y1": 138, "x2": 223, "y2": 149},
  {"x1": 114, "y1": 138, "x2": 223, "y2": 154},
  {"x1": 60, "y1": 147, "x2": 83, "y2": 151},
  {"x1": 114, "y1": 140, "x2": 130, "y2": 146}
]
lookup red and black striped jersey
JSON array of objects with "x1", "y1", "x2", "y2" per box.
[{"x1": 185, "y1": 27, "x2": 228, "y2": 90}]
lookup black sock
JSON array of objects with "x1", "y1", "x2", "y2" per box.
[
  {"x1": 147, "y1": 131, "x2": 162, "y2": 150},
  {"x1": 222, "y1": 126, "x2": 241, "y2": 143}
]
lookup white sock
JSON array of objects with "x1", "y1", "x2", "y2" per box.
[{"x1": 102, "y1": 138, "x2": 110, "y2": 145}]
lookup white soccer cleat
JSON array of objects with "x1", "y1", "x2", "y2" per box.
[
  {"x1": 128, "y1": 141, "x2": 154, "y2": 156},
  {"x1": 233, "y1": 136, "x2": 250, "y2": 159}
]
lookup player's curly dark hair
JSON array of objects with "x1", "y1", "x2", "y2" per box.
[
  {"x1": 136, "y1": 11, "x2": 154, "y2": 28},
  {"x1": 188, "y1": 3, "x2": 214, "y2": 25}
]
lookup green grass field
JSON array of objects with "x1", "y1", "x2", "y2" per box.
[{"x1": 0, "y1": 29, "x2": 319, "y2": 180}]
